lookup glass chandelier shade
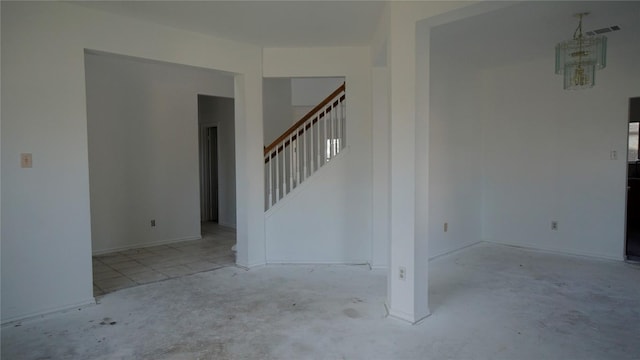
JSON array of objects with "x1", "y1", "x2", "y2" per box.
[{"x1": 555, "y1": 13, "x2": 607, "y2": 90}]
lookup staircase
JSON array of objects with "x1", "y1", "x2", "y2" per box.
[{"x1": 264, "y1": 83, "x2": 346, "y2": 210}]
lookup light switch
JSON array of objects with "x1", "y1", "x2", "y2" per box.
[{"x1": 21, "y1": 153, "x2": 33, "y2": 168}]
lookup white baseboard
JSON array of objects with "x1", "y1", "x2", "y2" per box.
[
  {"x1": 387, "y1": 306, "x2": 431, "y2": 325},
  {"x1": 370, "y1": 265, "x2": 389, "y2": 270},
  {"x1": 92, "y1": 235, "x2": 202, "y2": 255},
  {"x1": 1, "y1": 298, "x2": 96, "y2": 326}
]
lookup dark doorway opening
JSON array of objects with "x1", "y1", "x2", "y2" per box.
[
  {"x1": 626, "y1": 97, "x2": 640, "y2": 261},
  {"x1": 201, "y1": 126, "x2": 219, "y2": 222}
]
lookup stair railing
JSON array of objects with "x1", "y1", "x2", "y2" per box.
[{"x1": 264, "y1": 83, "x2": 346, "y2": 210}]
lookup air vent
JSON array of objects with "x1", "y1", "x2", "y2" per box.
[{"x1": 586, "y1": 25, "x2": 621, "y2": 36}]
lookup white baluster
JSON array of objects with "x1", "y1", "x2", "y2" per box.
[
  {"x1": 297, "y1": 129, "x2": 302, "y2": 184},
  {"x1": 289, "y1": 135, "x2": 294, "y2": 191},
  {"x1": 331, "y1": 105, "x2": 336, "y2": 158},
  {"x1": 303, "y1": 124, "x2": 308, "y2": 181},
  {"x1": 341, "y1": 98, "x2": 346, "y2": 149},
  {"x1": 336, "y1": 103, "x2": 340, "y2": 155},
  {"x1": 316, "y1": 115, "x2": 321, "y2": 170},
  {"x1": 275, "y1": 148, "x2": 280, "y2": 201},
  {"x1": 268, "y1": 154, "x2": 273, "y2": 208},
  {"x1": 280, "y1": 146, "x2": 287, "y2": 197},
  {"x1": 323, "y1": 111, "x2": 328, "y2": 163}
]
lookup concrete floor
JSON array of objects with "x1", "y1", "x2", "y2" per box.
[{"x1": 2, "y1": 242, "x2": 639, "y2": 359}]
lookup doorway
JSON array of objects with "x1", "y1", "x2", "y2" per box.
[
  {"x1": 200, "y1": 126, "x2": 219, "y2": 223},
  {"x1": 626, "y1": 97, "x2": 640, "y2": 261},
  {"x1": 197, "y1": 94, "x2": 236, "y2": 229}
]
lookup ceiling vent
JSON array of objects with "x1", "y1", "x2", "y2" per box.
[{"x1": 586, "y1": 25, "x2": 621, "y2": 36}]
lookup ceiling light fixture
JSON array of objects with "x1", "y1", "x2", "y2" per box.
[{"x1": 555, "y1": 12, "x2": 607, "y2": 90}]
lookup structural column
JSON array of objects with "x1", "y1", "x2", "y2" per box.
[
  {"x1": 234, "y1": 73, "x2": 266, "y2": 268},
  {"x1": 386, "y1": 3, "x2": 430, "y2": 324}
]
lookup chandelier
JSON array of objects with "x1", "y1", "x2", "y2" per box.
[{"x1": 555, "y1": 12, "x2": 607, "y2": 90}]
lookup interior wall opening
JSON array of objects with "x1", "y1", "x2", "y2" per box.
[{"x1": 85, "y1": 50, "x2": 238, "y2": 296}]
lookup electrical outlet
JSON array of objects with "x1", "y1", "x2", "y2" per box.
[
  {"x1": 551, "y1": 221, "x2": 558, "y2": 230},
  {"x1": 444, "y1": 222, "x2": 448, "y2": 232},
  {"x1": 610, "y1": 150, "x2": 617, "y2": 160},
  {"x1": 151, "y1": 219, "x2": 156, "y2": 227},
  {"x1": 399, "y1": 266, "x2": 406, "y2": 280}
]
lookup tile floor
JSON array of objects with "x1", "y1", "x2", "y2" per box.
[{"x1": 92, "y1": 222, "x2": 236, "y2": 296}]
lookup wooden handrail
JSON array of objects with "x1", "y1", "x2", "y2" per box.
[{"x1": 264, "y1": 82, "x2": 345, "y2": 155}]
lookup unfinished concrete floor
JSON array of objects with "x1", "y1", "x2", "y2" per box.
[{"x1": 3, "y1": 243, "x2": 639, "y2": 359}]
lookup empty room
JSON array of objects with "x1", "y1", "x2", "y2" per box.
[{"x1": 2, "y1": 1, "x2": 639, "y2": 359}]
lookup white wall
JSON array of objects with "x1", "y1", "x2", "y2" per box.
[
  {"x1": 1, "y1": 1, "x2": 263, "y2": 323},
  {"x1": 427, "y1": 33, "x2": 483, "y2": 258},
  {"x1": 199, "y1": 95, "x2": 236, "y2": 228},
  {"x1": 263, "y1": 78, "x2": 293, "y2": 145},
  {"x1": 371, "y1": 67, "x2": 390, "y2": 268},
  {"x1": 263, "y1": 77, "x2": 346, "y2": 146},
  {"x1": 262, "y1": 47, "x2": 372, "y2": 264},
  {"x1": 480, "y1": 30, "x2": 640, "y2": 259},
  {"x1": 424, "y1": 2, "x2": 639, "y2": 262},
  {"x1": 291, "y1": 77, "x2": 345, "y2": 125},
  {"x1": 86, "y1": 53, "x2": 234, "y2": 254},
  {"x1": 291, "y1": 77, "x2": 345, "y2": 106}
]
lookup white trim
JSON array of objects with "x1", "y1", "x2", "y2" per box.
[
  {"x1": 1, "y1": 298, "x2": 96, "y2": 326},
  {"x1": 370, "y1": 265, "x2": 389, "y2": 270},
  {"x1": 235, "y1": 260, "x2": 267, "y2": 269},
  {"x1": 92, "y1": 236, "x2": 202, "y2": 255},
  {"x1": 387, "y1": 307, "x2": 431, "y2": 325}
]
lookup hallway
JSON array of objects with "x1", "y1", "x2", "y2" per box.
[{"x1": 92, "y1": 223, "x2": 235, "y2": 296}]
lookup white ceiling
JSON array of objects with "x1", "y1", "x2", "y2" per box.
[
  {"x1": 76, "y1": 1, "x2": 386, "y2": 47},
  {"x1": 74, "y1": 1, "x2": 640, "y2": 64},
  {"x1": 431, "y1": 1, "x2": 640, "y2": 69}
]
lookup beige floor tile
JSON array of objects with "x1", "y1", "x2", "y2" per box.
[
  {"x1": 95, "y1": 276, "x2": 136, "y2": 292},
  {"x1": 185, "y1": 261, "x2": 222, "y2": 273},
  {"x1": 143, "y1": 256, "x2": 193, "y2": 269},
  {"x1": 135, "y1": 255, "x2": 172, "y2": 266},
  {"x1": 93, "y1": 269, "x2": 122, "y2": 281},
  {"x1": 93, "y1": 222, "x2": 235, "y2": 296},
  {"x1": 117, "y1": 265, "x2": 151, "y2": 276},
  {"x1": 97, "y1": 253, "x2": 130, "y2": 264},
  {"x1": 147, "y1": 246, "x2": 181, "y2": 256},
  {"x1": 157, "y1": 265, "x2": 195, "y2": 277},
  {"x1": 118, "y1": 248, "x2": 151, "y2": 256},
  {"x1": 169, "y1": 240, "x2": 202, "y2": 248},
  {"x1": 128, "y1": 270, "x2": 169, "y2": 284},
  {"x1": 92, "y1": 264, "x2": 113, "y2": 274},
  {"x1": 109, "y1": 260, "x2": 143, "y2": 271},
  {"x1": 126, "y1": 250, "x2": 160, "y2": 260}
]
